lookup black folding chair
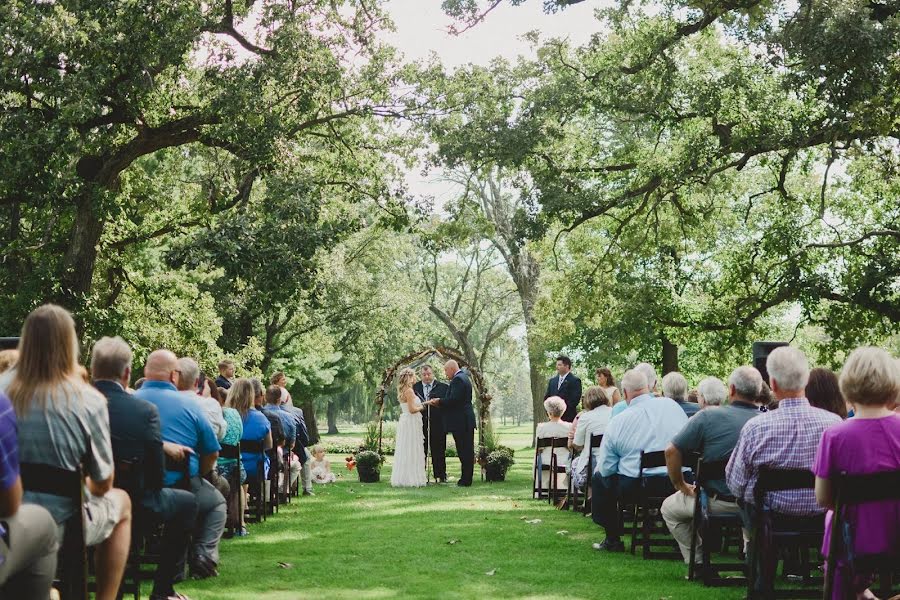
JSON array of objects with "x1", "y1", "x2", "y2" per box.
[
  {"x1": 281, "y1": 449, "x2": 293, "y2": 504},
  {"x1": 548, "y1": 437, "x2": 570, "y2": 505},
  {"x1": 112, "y1": 457, "x2": 150, "y2": 600},
  {"x1": 749, "y1": 468, "x2": 824, "y2": 600},
  {"x1": 688, "y1": 458, "x2": 747, "y2": 586},
  {"x1": 581, "y1": 434, "x2": 604, "y2": 515},
  {"x1": 21, "y1": 462, "x2": 88, "y2": 600},
  {"x1": 823, "y1": 469, "x2": 900, "y2": 600},
  {"x1": 164, "y1": 455, "x2": 192, "y2": 491},
  {"x1": 267, "y1": 447, "x2": 280, "y2": 515},
  {"x1": 219, "y1": 444, "x2": 243, "y2": 535},
  {"x1": 241, "y1": 439, "x2": 267, "y2": 523},
  {"x1": 630, "y1": 450, "x2": 681, "y2": 559}
]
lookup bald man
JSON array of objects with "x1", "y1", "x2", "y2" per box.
[
  {"x1": 135, "y1": 350, "x2": 225, "y2": 579},
  {"x1": 426, "y1": 360, "x2": 476, "y2": 486}
]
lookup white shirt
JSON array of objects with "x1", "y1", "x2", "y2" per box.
[
  {"x1": 181, "y1": 390, "x2": 227, "y2": 441},
  {"x1": 573, "y1": 405, "x2": 612, "y2": 462}
]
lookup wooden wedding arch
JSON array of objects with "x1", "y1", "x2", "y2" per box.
[{"x1": 374, "y1": 346, "x2": 492, "y2": 454}]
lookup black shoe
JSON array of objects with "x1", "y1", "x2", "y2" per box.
[
  {"x1": 592, "y1": 538, "x2": 625, "y2": 552},
  {"x1": 189, "y1": 556, "x2": 219, "y2": 579},
  {"x1": 456, "y1": 480, "x2": 472, "y2": 487}
]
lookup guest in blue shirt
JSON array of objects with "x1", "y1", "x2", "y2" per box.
[
  {"x1": 263, "y1": 384, "x2": 302, "y2": 492},
  {"x1": 226, "y1": 379, "x2": 272, "y2": 481},
  {"x1": 591, "y1": 368, "x2": 689, "y2": 552},
  {"x1": 135, "y1": 350, "x2": 225, "y2": 579}
]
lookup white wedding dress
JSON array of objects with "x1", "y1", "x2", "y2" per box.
[{"x1": 391, "y1": 391, "x2": 427, "y2": 488}]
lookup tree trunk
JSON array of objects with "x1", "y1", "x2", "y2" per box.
[
  {"x1": 661, "y1": 334, "x2": 679, "y2": 375},
  {"x1": 60, "y1": 190, "x2": 105, "y2": 312},
  {"x1": 326, "y1": 399, "x2": 338, "y2": 434},
  {"x1": 301, "y1": 398, "x2": 319, "y2": 444}
]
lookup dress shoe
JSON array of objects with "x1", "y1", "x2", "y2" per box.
[
  {"x1": 456, "y1": 480, "x2": 472, "y2": 487},
  {"x1": 591, "y1": 538, "x2": 625, "y2": 552},
  {"x1": 302, "y1": 490, "x2": 314, "y2": 496}
]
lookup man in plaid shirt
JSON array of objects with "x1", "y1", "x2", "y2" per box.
[{"x1": 727, "y1": 346, "x2": 842, "y2": 515}]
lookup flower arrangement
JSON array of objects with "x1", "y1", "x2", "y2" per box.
[
  {"x1": 345, "y1": 456, "x2": 356, "y2": 471},
  {"x1": 484, "y1": 446, "x2": 515, "y2": 482},
  {"x1": 355, "y1": 450, "x2": 382, "y2": 483}
]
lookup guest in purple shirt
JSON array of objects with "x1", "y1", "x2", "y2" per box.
[{"x1": 814, "y1": 346, "x2": 900, "y2": 600}]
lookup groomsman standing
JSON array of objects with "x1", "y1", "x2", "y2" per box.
[
  {"x1": 545, "y1": 355, "x2": 582, "y2": 422},
  {"x1": 413, "y1": 365, "x2": 449, "y2": 483}
]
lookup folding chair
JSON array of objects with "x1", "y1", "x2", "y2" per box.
[
  {"x1": 21, "y1": 462, "x2": 88, "y2": 600},
  {"x1": 281, "y1": 449, "x2": 292, "y2": 504},
  {"x1": 219, "y1": 444, "x2": 243, "y2": 535},
  {"x1": 267, "y1": 447, "x2": 280, "y2": 515},
  {"x1": 548, "y1": 437, "x2": 570, "y2": 505},
  {"x1": 823, "y1": 469, "x2": 900, "y2": 600},
  {"x1": 749, "y1": 468, "x2": 824, "y2": 600},
  {"x1": 688, "y1": 458, "x2": 747, "y2": 586},
  {"x1": 241, "y1": 439, "x2": 267, "y2": 523},
  {"x1": 630, "y1": 450, "x2": 681, "y2": 559},
  {"x1": 113, "y1": 457, "x2": 148, "y2": 600},
  {"x1": 532, "y1": 437, "x2": 568, "y2": 502},
  {"x1": 580, "y1": 434, "x2": 604, "y2": 516}
]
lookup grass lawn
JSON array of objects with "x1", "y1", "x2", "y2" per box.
[{"x1": 162, "y1": 424, "x2": 747, "y2": 599}]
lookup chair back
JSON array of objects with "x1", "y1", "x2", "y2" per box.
[
  {"x1": 219, "y1": 443, "x2": 240, "y2": 460},
  {"x1": 20, "y1": 462, "x2": 88, "y2": 600},
  {"x1": 589, "y1": 434, "x2": 603, "y2": 449},
  {"x1": 696, "y1": 458, "x2": 729, "y2": 488},
  {"x1": 639, "y1": 450, "x2": 667, "y2": 474},
  {"x1": 241, "y1": 439, "x2": 265, "y2": 454},
  {"x1": 753, "y1": 467, "x2": 814, "y2": 507},
  {"x1": 114, "y1": 457, "x2": 145, "y2": 499},
  {"x1": 834, "y1": 469, "x2": 900, "y2": 505},
  {"x1": 164, "y1": 455, "x2": 192, "y2": 490}
]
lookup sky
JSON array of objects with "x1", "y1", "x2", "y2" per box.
[{"x1": 380, "y1": 0, "x2": 605, "y2": 205}]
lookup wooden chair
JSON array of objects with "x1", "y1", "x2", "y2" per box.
[
  {"x1": 112, "y1": 457, "x2": 153, "y2": 600},
  {"x1": 218, "y1": 444, "x2": 243, "y2": 535},
  {"x1": 532, "y1": 437, "x2": 568, "y2": 502},
  {"x1": 280, "y1": 449, "x2": 293, "y2": 504},
  {"x1": 749, "y1": 468, "x2": 824, "y2": 600},
  {"x1": 267, "y1": 447, "x2": 280, "y2": 515},
  {"x1": 580, "y1": 434, "x2": 604, "y2": 516},
  {"x1": 548, "y1": 437, "x2": 570, "y2": 505},
  {"x1": 241, "y1": 439, "x2": 267, "y2": 523},
  {"x1": 630, "y1": 450, "x2": 681, "y2": 559},
  {"x1": 21, "y1": 462, "x2": 88, "y2": 600},
  {"x1": 688, "y1": 458, "x2": 747, "y2": 586},
  {"x1": 823, "y1": 469, "x2": 900, "y2": 600}
]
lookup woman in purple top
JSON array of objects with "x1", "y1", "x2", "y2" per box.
[{"x1": 814, "y1": 346, "x2": 900, "y2": 600}]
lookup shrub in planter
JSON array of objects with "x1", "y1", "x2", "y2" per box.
[
  {"x1": 484, "y1": 447, "x2": 515, "y2": 482},
  {"x1": 355, "y1": 450, "x2": 382, "y2": 483}
]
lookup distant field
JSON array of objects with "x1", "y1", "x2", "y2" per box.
[{"x1": 320, "y1": 420, "x2": 535, "y2": 453}]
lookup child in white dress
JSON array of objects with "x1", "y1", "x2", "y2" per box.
[{"x1": 310, "y1": 445, "x2": 337, "y2": 484}]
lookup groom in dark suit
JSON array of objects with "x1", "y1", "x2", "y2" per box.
[
  {"x1": 426, "y1": 360, "x2": 476, "y2": 487},
  {"x1": 545, "y1": 354, "x2": 582, "y2": 422},
  {"x1": 413, "y1": 365, "x2": 450, "y2": 482}
]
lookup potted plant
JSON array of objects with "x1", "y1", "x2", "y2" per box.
[
  {"x1": 484, "y1": 446, "x2": 515, "y2": 482},
  {"x1": 355, "y1": 450, "x2": 382, "y2": 483}
]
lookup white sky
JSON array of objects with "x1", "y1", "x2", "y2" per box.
[{"x1": 381, "y1": 0, "x2": 604, "y2": 205}]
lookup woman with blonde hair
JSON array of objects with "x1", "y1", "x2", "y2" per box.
[
  {"x1": 814, "y1": 347, "x2": 900, "y2": 600},
  {"x1": 0, "y1": 304, "x2": 131, "y2": 600},
  {"x1": 391, "y1": 367, "x2": 426, "y2": 488}
]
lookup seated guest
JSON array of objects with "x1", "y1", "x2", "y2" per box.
[
  {"x1": 611, "y1": 362, "x2": 659, "y2": 418},
  {"x1": 696, "y1": 376, "x2": 727, "y2": 409},
  {"x1": 215, "y1": 360, "x2": 234, "y2": 391},
  {"x1": 0, "y1": 349, "x2": 17, "y2": 374},
  {"x1": 92, "y1": 337, "x2": 198, "y2": 600},
  {"x1": 135, "y1": 350, "x2": 224, "y2": 580},
  {"x1": 806, "y1": 367, "x2": 847, "y2": 419},
  {"x1": 591, "y1": 369, "x2": 688, "y2": 552},
  {"x1": 814, "y1": 347, "x2": 900, "y2": 600},
  {"x1": 727, "y1": 346, "x2": 842, "y2": 522},
  {"x1": 661, "y1": 366, "x2": 764, "y2": 564},
  {"x1": 662, "y1": 371, "x2": 699, "y2": 418},
  {"x1": 0, "y1": 390, "x2": 58, "y2": 599},
  {"x1": 212, "y1": 378, "x2": 246, "y2": 536},
  {"x1": 0, "y1": 305, "x2": 131, "y2": 600},
  {"x1": 275, "y1": 384, "x2": 315, "y2": 496},
  {"x1": 264, "y1": 385, "x2": 301, "y2": 493},
  {"x1": 595, "y1": 367, "x2": 622, "y2": 407},
  {"x1": 534, "y1": 396, "x2": 571, "y2": 497},
  {"x1": 570, "y1": 386, "x2": 612, "y2": 492},
  {"x1": 228, "y1": 379, "x2": 272, "y2": 488},
  {"x1": 177, "y1": 357, "x2": 226, "y2": 441}
]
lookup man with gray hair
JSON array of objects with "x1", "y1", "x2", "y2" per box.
[
  {"x1": 591, "y1": 368, "x2": 688, "y2": 552},
  {"x1": 661, "y1": 366, "x2": 765, "y2": 564},
  {"x1": 727, "y1": 347, "x2": 842, "y2": 517},
  {"x1": 696, "y1": 376, "x2": 728, "y2": 409},
  {"x1": 92, "y1": 338, "x2": 199, "y2": 599},
  {"x1": 662, "y1": 371, "x2": 699, "y2": 418},
  {"x1": 177, "y1": 357, "x2": 226, "y2": 441},
  {"x1": 611, "y1": 362, "x2": 659, "y2": 418}
]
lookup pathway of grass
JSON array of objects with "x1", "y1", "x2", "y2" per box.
[{"x1": 165, "y1": 424, "x2": 746, "y2": 599}]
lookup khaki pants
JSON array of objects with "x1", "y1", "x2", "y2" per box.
[
  {"x1": 0, "y1": 503, "x2": 59, "y2": 599},
  {"x1": 661, "y1": 489, "x2": 745, "y2": 564}
]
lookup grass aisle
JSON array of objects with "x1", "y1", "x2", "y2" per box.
[{"x1": 168, "y1": 425, "x2": 746, "y2": 599}]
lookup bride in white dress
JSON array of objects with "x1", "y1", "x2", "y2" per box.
[{"x1": 391, "y1": 367, "x2": 427, "y2": 488}]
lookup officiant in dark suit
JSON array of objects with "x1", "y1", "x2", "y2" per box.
[
  {"x1": 544, "y1": 354, "x2": 582, "y2": 422},
  {"x1": 413, "y1": 365, "x2": 450, "y2": 482},
  {"x1": 426, "y1": 360, "x2": 476, "y2": 487}
]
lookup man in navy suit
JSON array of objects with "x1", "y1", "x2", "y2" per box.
[
  {"x1": 413, "y1": 365, "x2": 450, "y2": 482},
  {"x1": 426, "y1": 360, "x2": 476, "y2": 486},
  {"x1": 91, "y1": 337, "x2": 199, "y2": 599},
  {"x1": 545, "y1": 355, "x2": 582, "y2": 422}
]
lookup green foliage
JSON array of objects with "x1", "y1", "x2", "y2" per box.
[{"x1": 354, "y1": 450, "x2": 382, "y2": 470}]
